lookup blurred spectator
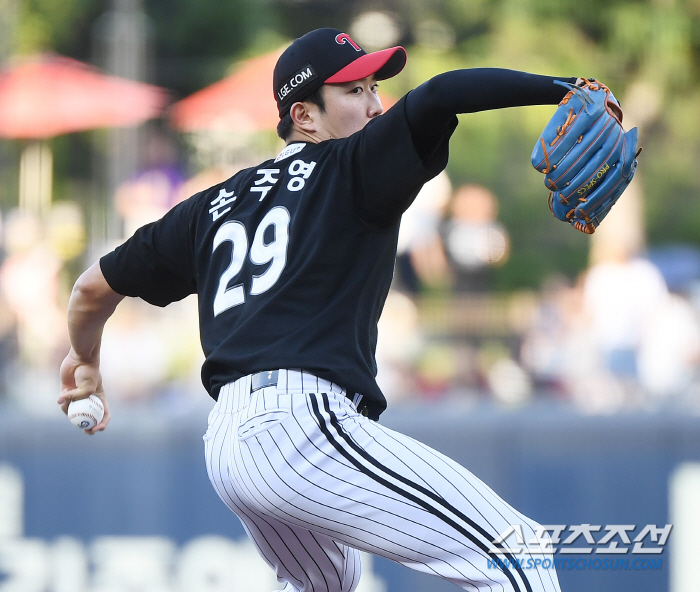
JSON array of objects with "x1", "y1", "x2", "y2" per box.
[
  {"x1": 0, "y1": 210, "x2": 12, "y2": 399},
  {"x1": 414, "y1": 340, "x2": 458, "y2": 399},
  {"x1": 520, "y1": 274, "x2": 628, "y2": 413},
  {"x1": 520, "y1": 259, "x2": 700, "y2": 413},
  {"x1": 0, "y1": 209, "x2": 68, "y2": 410},
  {"x1": 0, "y1": 210, "x2": 66, "y2": 362},
  {"x1": 582, "y1": 244, "x2": 668, "y2": 395},
  {"x1": 375, "y1": 291, "x2": 423, "y2": 403},
  {"x1": 394, "y1": 171, "x2": 452, "y2": 293},
  {"x1": 520, "y1": 276, "x2": 576, "y2": 397},
  {"x1": 46, "y1": 201, "x2": 87, "y2": 262},
  {"x1": 640, "y1": 244, "x2": 700, "y2": 401},
  {"x1": 479, "y1": 339, "x2": 532, "y2": 407},
  {"x1": 440, "y1": 184, "x2": 509, "y2": 292},
  {"x1": 99, "y1": 296, "x2": 203, "y2": 406},
  {"x1": 99, "y1": 297, "x2": 171, "y2": 403},
  {"x1": 0, "y1": 285, "x2": 18, "y2": 401},
  {"x1": 638, "y1": 291, "x2": 700, "y2": 402},
  {"x1": 647, "y1": 245, "x2": 700, "y2": 293},
  {"x1": 487, "y1": 357, "x2": 532, "y2": 406},
  {"x1": 114, "y1": 127, "x2": 187, "y2": 238}
]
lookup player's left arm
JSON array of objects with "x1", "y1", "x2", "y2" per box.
[
  {"x1": 58, "y1": 262, "x2": 125, "y2": 434},
  {"x1": 351, "y1": 69, "x2": 578, "y2": 225},
  {"x1": 405, "y1": 68, "x2": 577, "y2": 162}
]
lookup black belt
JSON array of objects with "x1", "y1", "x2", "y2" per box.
[{"x1": 250, "y1": 370, "x2": 368, "y2": 416}]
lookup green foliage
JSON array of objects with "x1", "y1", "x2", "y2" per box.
[
  {"x1": 16, "y1": 0, "x2": 100, "y2": 55},
  {"x1": 145, "y1": 0, "x2": 271, "y2": 93},
  {"x1": 268, "y1": 0, "x2": 355, "y2": 40},
  {"x1": 146, "y1": 0, "x2": 261, "y2": 58}
]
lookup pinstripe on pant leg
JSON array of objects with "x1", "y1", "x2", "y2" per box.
[
  {"x1": 230, "y1": 388, "x2": 560, "y2": 592},
  {"x1": 205, "y1": 376, "x2": 561, "y2": 592},
  {"x1": 204, "y1": 382, "x2": 362, "y2": 592}
]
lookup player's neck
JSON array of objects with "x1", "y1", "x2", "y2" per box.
[{"x1": 286, "y1": 127, "x2": 327, "y2": 145}]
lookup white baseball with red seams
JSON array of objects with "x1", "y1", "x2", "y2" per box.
[{"x1": 67, "y1": 395, "x2": 104, "y2": 430}]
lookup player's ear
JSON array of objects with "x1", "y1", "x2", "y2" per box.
[{"x1": 289, "y1": 101, "x2": 317, "y2": 133}]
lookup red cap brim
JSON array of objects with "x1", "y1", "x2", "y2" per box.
[{"x1": 325, "y1": 46, "x2": 406, "y2": 84}]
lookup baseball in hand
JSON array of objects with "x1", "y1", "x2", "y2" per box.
[{"x1": 67, "y1": 395, "x2": 104, "y2": 430}]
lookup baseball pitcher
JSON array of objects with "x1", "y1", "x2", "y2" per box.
[{"x1": 60, "y1": 27, "x2": 638, "y2": 592}]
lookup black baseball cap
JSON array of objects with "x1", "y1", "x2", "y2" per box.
[{"x1": 273, "y1": 28, "x2": 407, "y2": 118}]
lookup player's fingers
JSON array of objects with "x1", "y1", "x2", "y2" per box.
[
  {"x1": 85, "y1": 392, "x2": 110, "y2": 435},
  {"x1": 59, "y1": 353, "x2": 81, "y2": 393},
  {"x1": 59, "y1": 386, "x2": 93, "y2": 401},
  {"x1": 59, "y1": 373, "x2": 100, "y2": 400},
  {"x1": 86, "y1": 412, "x2": 110, "y2": 435},
  {"x1": 58, "y1": 390, "x2": 75, "y2": 414},
  {"x1": 60, "y1": 362, "x2": 101, "y2": 403},
  {"x1": 59, "y1": 379, "x2": 77, "y2": 397},
  {"x1": 57, "y1": 386, "x2": 94, "y2": 412},
  {"x1": 58, "y1": 376, "x2": 77, "y2": 403}
]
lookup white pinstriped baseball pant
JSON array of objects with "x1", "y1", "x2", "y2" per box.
[{"x1": 204, "y1": 370, "x2": 562, "y2": 592}]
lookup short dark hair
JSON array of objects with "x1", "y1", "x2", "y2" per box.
[{"x1": 276, "y1": 85, "x2": 326, "y2": 140}]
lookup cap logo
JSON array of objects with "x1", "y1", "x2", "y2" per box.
[
  {"x1": 277, "y1": 64, "x2": 318, "y2": 102},
  {"x1": 335, "y1": 33, "x2": 361, "y2": 51}
]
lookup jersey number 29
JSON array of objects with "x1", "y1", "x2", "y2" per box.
[{"x1": 211, "y1": 207, "x2": 290, "y2": 316}]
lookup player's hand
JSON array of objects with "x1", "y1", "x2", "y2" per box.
[{"x1": 58, "y1": 348, "x2": 111, "y2": 434}]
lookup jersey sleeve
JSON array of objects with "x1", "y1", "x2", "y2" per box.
[
  {"x1": 405, "y1": 69, "x2": 576, "y2": 162},
  {"x1": 346, "y1": 95, "x2": 457, "y2": 226},
  {"x1": 99, "y1": 196, "x2": 198, "y2": 307}
]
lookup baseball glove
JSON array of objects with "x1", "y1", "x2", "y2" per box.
[{"x1": 531, "y1": 79, "x2": 640, "y2": 234}]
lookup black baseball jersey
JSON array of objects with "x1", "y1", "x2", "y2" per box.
[
  {"x1": 100, "y1": 68, "x2": 572, "y2": 418},
  {"x1": 101, "y1": 95, "x2": 455, "y2": 419}
]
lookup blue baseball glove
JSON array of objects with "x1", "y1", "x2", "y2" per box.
[{"x1": 531, "y1": 79, "x2": 640, "y2": 234}]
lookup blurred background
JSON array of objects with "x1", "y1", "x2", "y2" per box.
[{"x1": 0, "y1": 0, "x2": 700, "y2": 591}]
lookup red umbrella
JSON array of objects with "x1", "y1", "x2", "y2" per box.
[
  {"x1": 0, "y1": 54, "x2": 168, "y2": 139},
  {"x1": 170, "y1": 49, "x2": 282, "y2": 133},
  {"x1": 170, "y1": 48, "x2": 397, "y2": 133},
  {"x1": 0, "y1": 54, "x2": 168, "y2": 217}
]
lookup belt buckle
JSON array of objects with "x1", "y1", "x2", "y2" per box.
[{"x1": 251, "y1": 370, "x2": 279, "y2": 392}]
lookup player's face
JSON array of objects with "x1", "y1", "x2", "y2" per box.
[{"x1": 316, "y1": 76, "x2": 384, "y2": 139}]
